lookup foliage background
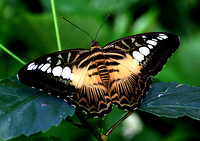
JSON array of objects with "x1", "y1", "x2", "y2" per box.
[{"x1": 0, "y1": 0, "x2": 200, "y2": 141}]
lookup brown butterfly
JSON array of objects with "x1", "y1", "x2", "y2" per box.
[{"x1": 18, "y1": 32, "x2": 180, "y2": 118}]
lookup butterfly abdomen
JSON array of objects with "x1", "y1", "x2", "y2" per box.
[{"x1": 97, "y1": 64, "x2": 109, "y2": 87}]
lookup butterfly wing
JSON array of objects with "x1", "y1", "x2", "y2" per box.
[
  {"x1": 18, "y1": 49, "x2": 88, "y2": 96},
  {"x1": 69, "y1": 54, "x2": 112, "y2": 117},
  {"x1": 18, "y1": 32, "x2": 180, "y2": 117},
  {"x1": 18, "y1": 49, "x2": 112, "y2": 117},
  {"x1": 103, "y1": 32, "x2": 180, "y2": 110}
]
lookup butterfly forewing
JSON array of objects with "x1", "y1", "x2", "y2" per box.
[
  {"x1": 18, "y1": 32, "x2": 180, "y2": 118},
  {"x1": 18, "y1": 49, "x2": 90, "y2": 102},
  {"x1": 103, "y1": 32, "x2": 180, "y2": 76}
]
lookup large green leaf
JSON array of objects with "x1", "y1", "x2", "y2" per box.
[
  {"x1": 33, "y1": 136, "x2": 69, "y2": 141},
  {"x1": 0, "y1": 76, "x2": 75, "y2": 141},
  {"x1": 140, "y1": 82, "x2": 200, "y2": 120},
  {"x1": 1, "y1": 76, "x2": 200, "y2": 140}
]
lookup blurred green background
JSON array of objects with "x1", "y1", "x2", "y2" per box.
[{"x1": 0, "y1": 0, "x2": 200, "y2": 141}]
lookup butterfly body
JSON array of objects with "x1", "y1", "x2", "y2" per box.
[{"x1": 18, "y1": 32, "x2": 180, "y2": 118}]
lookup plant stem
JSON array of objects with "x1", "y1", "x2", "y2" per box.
[
  {"x1": 0, "y1": 44, "x2": 26, "y2": 65},
  {"x1": 75, "y1": 110, "x2": 102, "y2": 140},
  {"x1": 65, "y1": 117, "x2": 85, "y2": 129},
  {"x1": 50, "y1": 0, "x2": 62, "y2": 51},
  {"x1": 105, "y1": 111, "x2": 133, "y2": 136},
  {"x1": 66, "y1": 110, "x2": 134, "y2": 140}
]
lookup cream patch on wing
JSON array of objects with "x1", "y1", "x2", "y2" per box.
[
  {"x1": 108, "y1": 53, "x2": 142, "y2": 76},
  {"x1": 105, "y1": 53, "x2": 142, "y2": 92},
  {"x1": 70, "y1": 56, "x2": 105, "y2": 90}
]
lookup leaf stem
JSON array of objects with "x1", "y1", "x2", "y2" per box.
[
  {"x1": 105, "y1": 111, "x2": 133, "y2": 136},
  {"x1": 50, "y1": 0, "x2": 62, "y2": 51},
  {"x1": 0, "y1": 44, "x2": 26, "y2": 65},
  {"x1": 65, "y1": 117, "x2": 85, "y2": 129},
  {"x1": 66, "y1": 110, "x2": 133, "y2": 141},
  {"x1": 75, "y1": 110, "x2": 102, "y2": 140}
]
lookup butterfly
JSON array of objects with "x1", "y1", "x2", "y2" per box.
[{"x1": 18, "y1": 32, "x2": 180, "y2": 118}]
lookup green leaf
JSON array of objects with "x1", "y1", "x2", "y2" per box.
[
  {"x1": 140, "y1": 82, "x2": 200, "y2": 120},
  {"x1": 0, "y1": 76, "x2": 75, "y2": 141},
  {"x1": 33, "y1": 136, "x2": 69, "y2": 141},
  {"x1": 1, "y1": 76, "x2": 200, "y2": 140}
]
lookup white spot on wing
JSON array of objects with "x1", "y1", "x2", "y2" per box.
[
  {"x1": 131, "y1": 38, "x2": 135, "y2": 44},
  {"x1": 61, "y1": 66, "x2": 71, "y2": 79},
  {"x1": 139, "y1": 47, "x2": 150, "y2": 56},
  {"x1": 132, "y1": 51, "x2": 144, "y2": 62},
  {"x1": 148, "y1": 44, "x2": 153, "y2": 49},
  {"x1": 71, "y1": 104, "x2": 76, "y2": 108},
  {"x1": 82, "y1": 110, "x2": 87, "y2": 115},
  {"x1": 52, "y1": 66, "x2": 63, "y2": 77},
  {"x1": 27, "y1": 62, "x2": 35, "y2": 70},
  {"x1": 103, "y1": 114, "x2": 107, "y2": 117},
  {"x1": 47, "y1": 67, "x2": 51, "y2": 73},
  {"x1": 56, "y1": 59, "x2": 62, "y2": 65},
  {"x1": 16, "y1": 74, "x2": 19, "y2": 79},
  {"x1": 147, "y1": 40, "x2": 157, "y2": 46},
  {"x1": 157, "y1": 37, "x2": 163, "y2": 40},
  {"x1": 58, "y1": 54, "x2": 62, "y2": 59},
  {"x1": 159, "y1": 33, "x2": 168, "y2": 39},
  {"x1": 32, "y1": 65, "x2": 38, "y2": 70},
  {"x1": 40, "y1": 63, "x2": 51, "y2": 72},
  {"x1": 152, "y1": 38, "x2": 158, "y2": 41},
  {"x1": 70, "y1": 73, "x2": 74, "y2": 80},
  {"x1": 134, "y1": 59, "x2": 139, "y2": 65},
  {"x1": 38, "y1": 64, "x2": 44, "y2": 69},
  {"x1": 67, "y1": 52, "x2": 71, "y2": 62},
  {"x1": 47, "y1": 57, "x2": 51, "y2": 61},
  {"x1": 135, "y1": 42, "x2": 141, "y2": 47},
  {"x1": 122, "y1": 40, "x2": 130, "y2": 48}
]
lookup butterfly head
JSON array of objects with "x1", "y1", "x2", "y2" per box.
[
  {"x1": 90, "y1": 40, "x2": 99, "y2": 47},
  {"x1": 90, "y1": 40, "x2": 101, "y2": 51}
]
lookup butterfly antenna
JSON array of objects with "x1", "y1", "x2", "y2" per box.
[
  {"x1": 94, "y1": 15, "x2": 110, "y2": 41},
  {"x1": 62, "y1": 16, "x2": 94, "y2": 41}
]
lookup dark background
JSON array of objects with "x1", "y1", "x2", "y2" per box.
[{"x1": 0, "y1": 0, "x2": 200, "y2": 141}]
